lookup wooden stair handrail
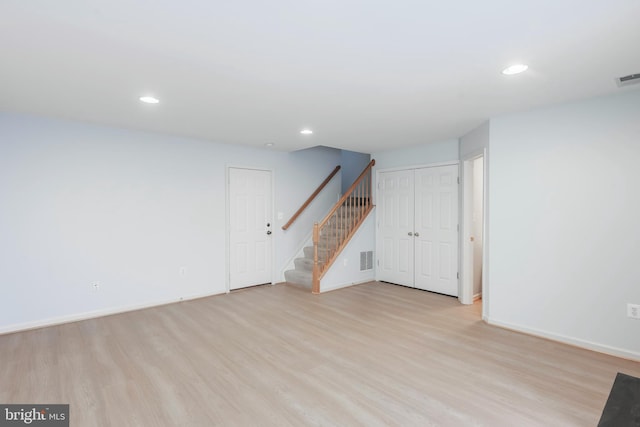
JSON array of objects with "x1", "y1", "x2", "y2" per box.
[
  {"x1": 312, "y1": 159, "x2": 376, "y2": 293},
  {"x1": 282, "y1": 165, "x2": 341, "y2": 231},
  {"x1": 317, "y1": 159, "x2": 375, "y2": 230}
]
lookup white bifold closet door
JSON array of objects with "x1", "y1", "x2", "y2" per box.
[{"x1": 378, "y1": 164, "x2": 458, "y2": 296}]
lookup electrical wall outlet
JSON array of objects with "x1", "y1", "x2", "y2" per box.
[
  {"x1": 92, "y1": 282, "x2": 100, "y2": 291},
  {"x1": 628, "y1": 303, "x2": 640, "y2": 319},
  {"x1": 179, "y1": 267, "x2": 187, "y2": 276}
]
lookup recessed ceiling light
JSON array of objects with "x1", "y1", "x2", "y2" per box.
[
  {"x1": 139, "y1": 96, "x2": 159, "y2": 104},
  {"x1": 300, "y1": 129, "x2": 313, "y2": 135},
  {"x1": 264, "y1": 142, "x2": 274, "y2": 147},
  {"x1": 502, "y1": 64, "x2": 529, "y2": 75}
]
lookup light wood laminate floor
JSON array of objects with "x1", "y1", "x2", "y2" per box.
[{"x1": 1, "y1": 282, "x2": 638, "y2": 426}]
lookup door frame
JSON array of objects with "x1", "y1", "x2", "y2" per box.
[
  {"x1": 459, "y1": 149, "x2": 488, "y2": 318},
  {"x1": 226, "y1": 165, "x2": 276, "y2": 293},
  {"x1": 374, "y1": 160, "x2": 460, "y2": 286}
]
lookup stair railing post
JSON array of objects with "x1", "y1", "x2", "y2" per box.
[
  {"x1": 312, "y1": 222, "x2": 320, "y2": 294},
  {"x1": 367, "y1": 168, "x2": 371, "y2": 207}
]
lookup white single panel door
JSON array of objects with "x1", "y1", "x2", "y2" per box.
[
  {"x1": 377, "y1": 169, "x2": 415, "y2": 287},
  {"x1": 414, "y1": 165, "x2": 458, "y2": 296},
  {"x1": 229, "y1": 168, "x2": 272, "y2": 290}
]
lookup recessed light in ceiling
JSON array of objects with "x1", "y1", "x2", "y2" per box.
[
  {"x1": 264, "y1": 142, "x2": 274, "y2": 147},
  {"x1": 300, "y1": 129, "x2": 313, "y2": 135},
  {"x1": 502, "y1": 64, "x2": 529, "y2": 75},
  {"x1": 139, "y1": 96, "x2": 159, "y2": 104}
]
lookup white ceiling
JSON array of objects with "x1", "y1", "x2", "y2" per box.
[{"x1": 1, "y1": 1, "x2": 639, "y2": 153}]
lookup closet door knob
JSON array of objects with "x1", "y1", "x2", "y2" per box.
[{"x1": 414, "y1": 232, "x2": 420, "y2": 237}]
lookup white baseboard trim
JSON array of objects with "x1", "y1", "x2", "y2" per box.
[
  {"x1": 487, "y1": 318, "x2": 640, "y2": 362},
  {"x1": 320, "y1": 279, "x2": 373, "y2": 293},
  {"x1": 0, "y1": 290, "x2": 226, "y2": 336}
]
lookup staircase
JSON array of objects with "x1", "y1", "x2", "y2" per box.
[
  {"x1": 283, "y1": 159, "x2": 375, "y2": 293},
  {"x1": 283, "y1": 246, "x2": 316, "y2": 288},
  {"x1": 284, "y1": 203, "x2": 362, "y2": 288}
]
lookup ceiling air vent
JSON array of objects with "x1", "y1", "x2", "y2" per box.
[{"x1": 616, "y1": 73, "x2": 640, "y2": 88}]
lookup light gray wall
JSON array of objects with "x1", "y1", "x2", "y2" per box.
[
  {"x1": 340, "y1": 150, "x2": 370, "y2": 193},
  {"x1": 488, "y1": 90, "x2": 640, "y2": 358},
  {"x1": 372, "y1": 139, "x2": 459, "y2": 172},
  {"x1": 0, "y1": 113, "x2": 341, "y2": 332},
  {"x1": 460, "y1": 121, "x2": 489, "y2": 159},
  {"x1": 321, "y1": 212, "x2": 376, "y2": 291}
]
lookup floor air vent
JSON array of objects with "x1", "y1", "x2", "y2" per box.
[
  {"x1": 360, "y1": 251, "x2": 373, "y2": 271},
  {"x1": 616, "y1": 73, "x2": 640, "y2": 87}
]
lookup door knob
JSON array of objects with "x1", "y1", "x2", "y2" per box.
[
  {"x1": 414, "y1": 232, "x2": 420, "y2": 237},
  {"x1": 267, "y1": 230, "x2": 272, "y2": 235},
  {"x1": 408, "y1": 232, "x2": 413, "y2": 236}
]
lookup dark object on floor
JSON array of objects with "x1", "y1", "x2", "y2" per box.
[{"x1": 598, "y1": 372, "x2": 640, "y2": 426}]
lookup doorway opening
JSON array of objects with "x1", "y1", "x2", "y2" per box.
[{"x1": 461, "y1": 154, "x2": 485, "y2": 317}]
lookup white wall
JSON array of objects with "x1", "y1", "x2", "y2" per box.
[
  {"x1": 488, "y1": 90, "x2": 640, "y2": 359},
  {"x1": 0, "y1": 113, "x2": 341, "y2": 332}
]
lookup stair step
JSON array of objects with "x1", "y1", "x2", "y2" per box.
[
  {"x1": 303, "y1": 246, "x2": 313, "y2": 259},
  {"x1": 284, "y1": 269, "x2": 312, "y2": 288},
  {"x1": 318, "y1": 236, "x2": 340, "y2": 247},
  {"x1": 294, "y1": 257, "x2": 323, "y2": 271},
  {"x1": 326, "y1": 215, "x2": 360, "y2": 224},
  {"x1": 303, "y1": 245, "x2": 337, "y2": 260},
  {"x1": 320, "y1": 226, "x2": 354, "y2": 235}
]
